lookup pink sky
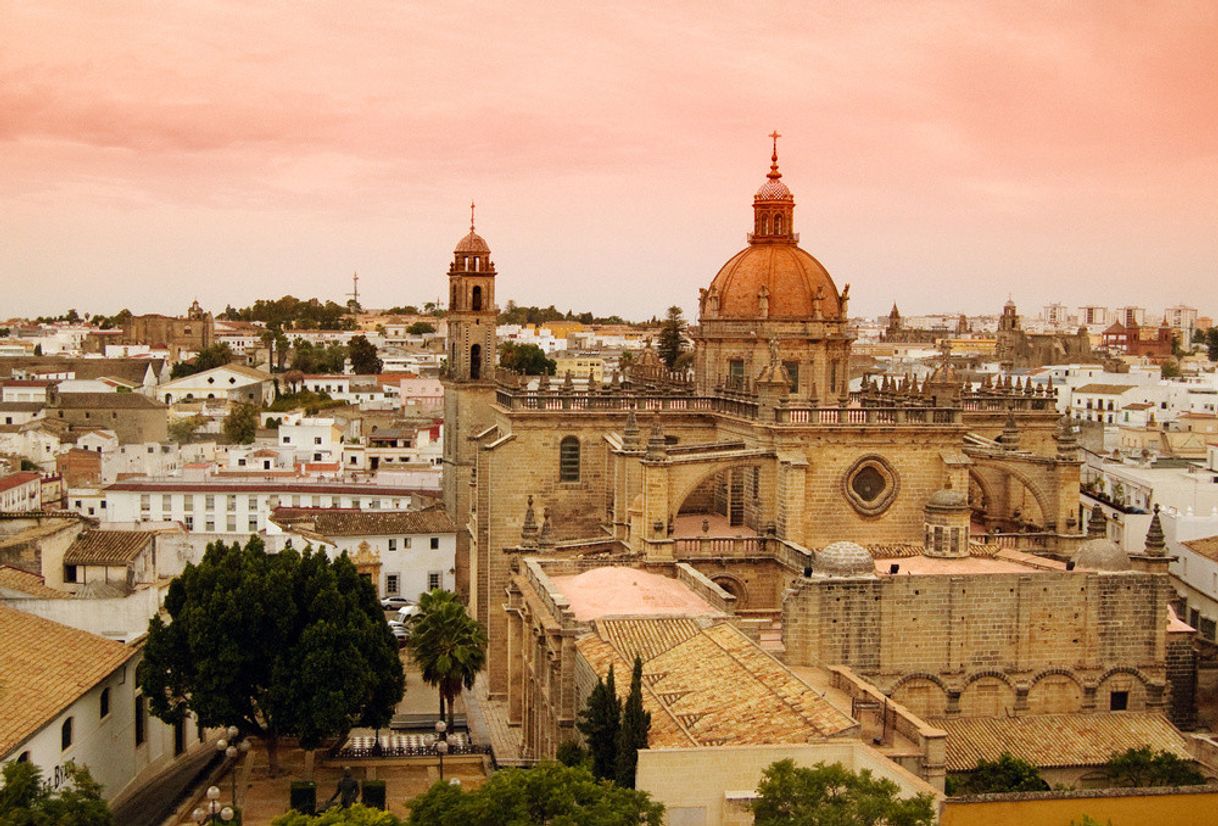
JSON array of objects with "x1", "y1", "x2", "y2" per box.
[{"x1": 3, "y1": 1, "x2": 1216, "y2": 321}]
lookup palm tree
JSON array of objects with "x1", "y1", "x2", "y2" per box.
[{"x1": 406, "y1": 589, "x2": 488, "y2": 728}]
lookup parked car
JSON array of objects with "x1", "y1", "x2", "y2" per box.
[
  {"x1": 381, "y1": 595, "x2": 416, "y2": 610},
  {"x1": 396, "y1": 605, "x2": 420, "y2": 623},
  {"x1": 390, "y1": 625, "x2": 408, "y2": 648}
]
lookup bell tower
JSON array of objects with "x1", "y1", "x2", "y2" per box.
[
  {"x1": 441, "y1": 203, "x2": 499, "y2": 604},
  {"x1": 446, "y1": 202, "x2": 498, "y2": 381}
]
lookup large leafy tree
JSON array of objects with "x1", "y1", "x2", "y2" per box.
[
  {"x1": 170, "y1": 343, "x2": 235, "y2": 379},
  {"x1": 405, "y1": 590, "x2": 487, "y2": 729},
  {"x1": 348, "y1": 335, "x2": 383, "y2": 375},
  {"x1": 614, "y1": 656, "x2": 651, "y2": 789},
  {"x1": 0, "y1": 760, "x2": 113, "y2": 825},
  {"x1": 223, "y1": 403, "x2": 258, "y2": 444},
  {"x1": 656, "y1": 306, "x2": 686, "y2": 370},
  {"x1": 497, "y1": 342, "x2": 555, "y2": 376},
  {"x1": 406, "y1": 763, "x2": 664, "y2": 826},
  {"x1": 576, "y1": 665, "x2": 620, "y2": 781},
  {"x1": 948, "y1": 752, "x2": 1049, "y2": 795},
  {"x1": 1103, "y1": 746, "x2": 1205, "y2": 788},
  {"x1": 752, "y1": 759, "x2": 934, "y2": 826},
  {"x1": 139, "y1": 538, "x2": 404, "y2": 774},
  {"x1": 1207, "y1": 328, "x2": 1218, "y2": 362}
]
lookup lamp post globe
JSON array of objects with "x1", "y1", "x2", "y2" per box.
[
  {"x1": 192, "y1": 807, "x2": 205, "y2": 823},
  {"x1": 221, "y1": 806, "x2": 235, "y2": 822},
  {"x1": 206, "y1": 786, "x2": 221, "y2": 801}
]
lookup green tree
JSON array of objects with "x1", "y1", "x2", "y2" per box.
[
  {"x1": 1160, "y1": 359, "x2": 1181, "y2": 379},
  {"x1": 138, "y1": 538, "x2": 404, "y2": 774},
  {"x1": 1207, "y1": 328, "x2": 1218, "y2": 362},
  {"x1": 223, "y1": 403, "x2": 258, "y2": 444},
  {"x1": 656, "y1": 306, "x2": 686, "y2": 370},
  {"x1": 407, "y1": 322, "x2": 436, "y2": 335},
  {"x1": 405, "y1": 590, "x2": 487, "y2": 729},
  {"x1": 950, "y1": 752, "x2": 1049, "y2": 795},
  {"x1": 752, "y1": 759, "x2": 935, "y2": 826},
  {"x1": 170, "y1": 343, "x2": 235, "y2": 379},
  {"x1": 577, "y1": 665, "x2": 620, "y2": 781},
  {"x1": 1103, "y1": 746, "x2": 1205, "y2": 788},
  {"x1": 498, "y1": 342, "x2": 555, "y2": 375},
  {"x1": 273, "y1": 803, "x2": 403, "y2": 825},
  {"x1": 406, "y1": 762, "x2": 663, "y2": 826},
  {"x1": 261, "y1": 327, "x2": 291, "y2": 372},
  {"x1": 614, "y1": 655, "x2": 651, "y2": 789},
  {"x1": 349, "y1": 335, "x2": 383, "y2": 375},
  {"x1": 168, "y1": 414, "x2": 206, "y2": 443},
  {"x1": 0, "y1": 760, "x2": 113, "y2": 825}
]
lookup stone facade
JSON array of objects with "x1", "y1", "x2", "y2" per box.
[{"x1": 783, "y1": 568, "x2": 1173, "y2": 722}]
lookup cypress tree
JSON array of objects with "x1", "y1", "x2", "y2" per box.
[
  {"x1": 615, "y1": 655, "x2": 652, "y2": 788},
  {"x1": 576, "y1": 664, "x2": 620, "y2": 780}
]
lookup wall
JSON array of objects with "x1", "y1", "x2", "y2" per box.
[
  {"x1": 636, "y1": 743, "x2": 941, "y2": 826},
  {"x1": 940, "y1": 786, "x2": 1218, "y2": 826},
  {"x1": 783, "y1": 569, "x2": 1170, "y2": 719}
]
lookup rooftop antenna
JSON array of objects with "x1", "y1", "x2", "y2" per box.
[{"x1": 347, "y1": 271, "x2": 360, "y2": 308}]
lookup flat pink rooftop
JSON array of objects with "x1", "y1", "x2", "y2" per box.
[
  {"x1": 876, "y1": 549, "x2": 1067, "y2": 576},
  {"x1": 550, "y1": 567, "x2": 718, "y2": 622}
]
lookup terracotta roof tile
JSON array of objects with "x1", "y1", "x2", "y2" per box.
[
  {"x1": 63, "y1": 530, "x2": 154, "y2": 565},
  {"x1": 0, "y1": 565, "x2": 69, "y2": 599},
  {"x1": 0, "y1": 606, "x2": 135, "y2": 756},
  {"x1": 1182, "y1": 536, "x2": 1218, "y2": 564},
  {"x1": 932, "y1": 712, "x2": 1191, "y2": 772},
  {"x1": 577, "y1": 618, "x2": 857, "y2": 749},
  {"x1": 270, "y1": 507, "x2": 455, "y2": 537}
]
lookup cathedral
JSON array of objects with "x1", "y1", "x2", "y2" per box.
[{"x1": 437, "y1": 140, "x2": 1187, "y2": 769}]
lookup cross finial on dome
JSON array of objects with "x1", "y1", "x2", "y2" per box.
[
  {"x1": 470, "y1": 200, "x2": 476, "y2": 232},
  {"x1": 768, "y1": 130, "x2": 782, "y2": 180}
]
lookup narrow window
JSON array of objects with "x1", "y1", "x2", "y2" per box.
[
  {"x1": 430, "y1": 537, "x2": 440, "y2": 550},
  {"x1": 470, "y1": 344, "x2": 482, "y2": 380},
  {"x1": 387, "y1": 574, "x2": 399, "y2": 594},
  {"x1": 428, "y1": 571, "x2": 441, "y2": 591},
  {"x1": 62, "y1": 717, "x2": 73, "y2": 750},
  {"x1": 134, "y1": 696, "x2": 146, "y2": 745},
  {"x1": 559, "y1": 436, "x2": 581, "y2": 482},
  {"x1": 100, "y1": 687, "x2": 110, "y2": 719},
  {"x1": 472, "y1": 285, "x2": 483, "y2": 312},
  {"x1": 774, "y1": 214, "x2": 784, "y2": 234},
  {"x1": 783, "y1": 361, "x2": 800, "y2": 395},
  {"x1": 728, "y1": 359, "x2": 745, "y2": 388}
]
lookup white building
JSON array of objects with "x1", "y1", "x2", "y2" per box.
[
  {"x1": 0, "y1": 471, "x2": 42, "y2": 511},
  {"x1": 158, "y1": 364, "x2": 273, "y2": 406},
  {"x1": 0, "y1": 606, "x2": 213, "y2": 807},
  {"x1": 268, "y1": 507, "x2": 456, "y2": 599},
  {"x1": 102, "y1": 476, "x2": 436, "y2": 536},
  {"x1": 279, "y1": 417, "x2": 344, "y2": 463}
]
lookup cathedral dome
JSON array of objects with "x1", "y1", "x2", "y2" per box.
[
  {"x1": 706, "y1": 245, "x2": 841, "y2": 320},
  {"x1": 816, "y1": 541, "x2": 875, "y2": 577},
  {"x1": 1072, "y1": 538, "x2": 1132, "y2": 572},
  {"x1": 701, "y1": 133, "x2": 841, "y2": 322}
]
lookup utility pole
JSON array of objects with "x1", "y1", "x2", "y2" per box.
[{"x1": 347, "y1": 272, "x2": 360, "y2": 309}]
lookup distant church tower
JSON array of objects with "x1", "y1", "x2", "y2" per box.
[{"x1": 441, "y1": 203, "x2": 498, "y2": 601}]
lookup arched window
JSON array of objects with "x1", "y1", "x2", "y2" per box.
[
  {"x1": 473, "y1": 256, "x2": 480, "y2": 272},
  {"x1": 62, "y1": 717, "x2": 73, "y2": 750},
  {"x1": 774, "y1": 214, "x2": 784, "y2": 234},
  {"x1": 470, "y1": 344, "x2": 481, "y2": 380},
  {"x1": 472, "y1": 285, "x2": 483, "y2": 312},
  {"x1": 559, "y1": 436, "x2": 580, "y2": 482},
  {"x1": 17, "y1": 751, "x2": 30, "y2": 763},
  {"x1": 100, "y1": 687, "x2": 110, "y2": 719}
]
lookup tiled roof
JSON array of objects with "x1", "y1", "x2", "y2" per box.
[
  {"x1": 270, "y1": 507, "x2": 455, "y2": 537},
  {"x1": 1183, "y1": 536, "x2": 1218, "y2": 564},
  {"x1": 63, "y1": 530, "x2": 154, "y2": 565},
  {"x1": 0, "y1": 605, "x2": 136, "y2": 756},
  {"x1": 0, "y1": 565, "x2": 69, "y2": 599},
  {"x1": 51, "y1": 392, "x2": 165, "y2": 409},
  {"x1": 1074, "y1": 384, "x2": 1136, "y2": 395},
  {"x1": 0, "y1": 472, "x2": 41, "y2": 493},
  {"x1": 932, "y1": 712, "x2": 1192, "y2": 772},
  {"x1": 577, "y1": 618, "x2": 857, "y2": 748}
]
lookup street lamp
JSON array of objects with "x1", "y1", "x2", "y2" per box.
[
  {"x1": 216, "y1": 726, "x2": 251, "y2": 812},
  {"x1": 434, "y1": 719, "x2": 449, "y2": 781},
  {"x1": 192, "y1": 786, "x2": 234, "y2": 823}
]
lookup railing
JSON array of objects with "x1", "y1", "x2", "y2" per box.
[
  {"x1": 959, "y1": 395, "x2": 1057, "y2": 412},
  {"x1": 674, "y1": 536, "x2": 767, "y2": 557},
  {"x1": 777, "y1": 406, "x2": 961, "y2": 425},
  {"x1": 493, "y1": 390, "x2": 760, "y2": 419},
  {"x1": 332, "y1": 732, "x2": 490, "y2": 759}
]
